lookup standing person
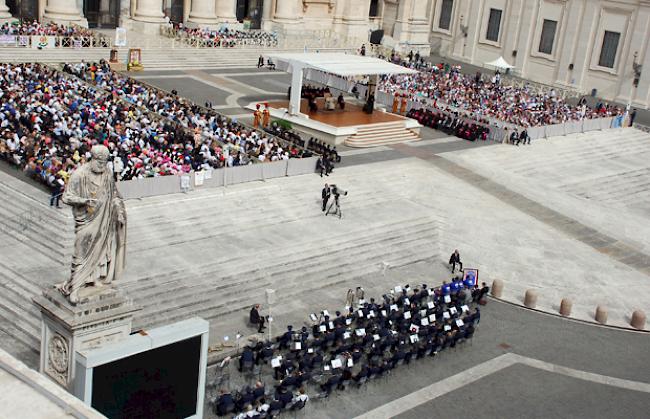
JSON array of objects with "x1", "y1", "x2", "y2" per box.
[
  {"x1": 262, "y1": 103, "x2": 271, "y2": 129},
  {"x1": 257, "y1": 55, "x2": 264, "y2": 68},
  {"x1": 253, "y1": 104, "x2": 261, "y2": 129},
  {"x1": 449, "y1": 249, "x2": 462, "y2": 273},
  {"x1": 49, "y1": 175, "x2": 64, "y2": 208},
  {"x1": 337, "y1": 93, "x2": 345, "y2": 110},
  {"x1": 321, "y1": 183, "x2": 330, "y2": 212},
  {"x1": 249, "y1": 304, "x2": 265, "y2": 333},
  {"x1": 629, "y1": 109, "x2": 637, "y2": 127},
  {"x1": 392, "y1": 95, "x2": 399, "y2": 114},
  {"x1": 360, "y1": 44, "x2": 366, "y2": 56},
  {"x1": 355, "y1": 287, "x2": 365, "y2": 304},
  {"x1": 345, "y1": 288, "x2": 355, "y2": 308}
]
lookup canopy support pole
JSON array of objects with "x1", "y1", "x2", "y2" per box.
[{"x1": 289, "y1": 63, "x2": 304, "y2": 116}]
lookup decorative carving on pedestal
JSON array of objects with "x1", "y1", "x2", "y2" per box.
[
  {"x1": 34, "y1": 286, "x2": 140, "y2": 389},
  {"x1": 46, "y1": 334, "x2": 69, "y2": 386}
]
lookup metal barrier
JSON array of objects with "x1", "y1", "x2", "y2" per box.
[
  {"x1": 0, "y1": 34, "x2": 112, "y2": 48},
  {"x1": 117, "y1": 157, "x2": 318, "y2": 200},
  {"x1": 161, "y1": 26, "x2": 280, "y2": 49}
]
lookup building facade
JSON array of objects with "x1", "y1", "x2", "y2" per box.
[
  {"x1": 0, "y1": 0, "x2": 648, "y2": 107},
  {"x1": 425, "y1": 0, "x2": 650, "y2": 109}
]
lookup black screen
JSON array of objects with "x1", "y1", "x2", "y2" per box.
[{"x1": 91, "y1": 335, "x2": 202, "y2": 419}]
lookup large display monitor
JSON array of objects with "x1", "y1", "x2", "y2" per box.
[{"x1": 73, "y1": 317, "x2": 209, "y2": 419}]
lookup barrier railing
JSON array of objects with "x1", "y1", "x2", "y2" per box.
[
  {"x1": 161, "y1": 26, "x2": 279, "y2": 48},
  {"x1": 0, "y1": 34, "x2": 112, "y2": 48},
  {"x1": 117, "y1": 157, "x2": 318, "y2": 200}
]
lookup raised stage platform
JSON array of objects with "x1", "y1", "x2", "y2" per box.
[{"x1": 247, "y1": 98, "x2": 421, "y2": 148}]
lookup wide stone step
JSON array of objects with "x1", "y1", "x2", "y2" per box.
[
  {"x1": 0, "y1": 194, "x2": 73, "y2": 255},
  {"x1": 134, "y1": 234, "x2": 435, "y2": 329},
  {"x1": 126, "y1": 192, "x2": 397, "y2": 253},
  {"x1": 345, "y1": 131, "x2": 420, "y2": 148},
  {"x1": 128, "y1": 218, "x2": 437, "y2": 308},
  {"x1": 124, "y1": 215, "x2": 438, "y2": 293}
]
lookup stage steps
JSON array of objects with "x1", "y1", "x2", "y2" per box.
[{"x1": 345, "y1": 121, "x2": 421, "y2": 148}]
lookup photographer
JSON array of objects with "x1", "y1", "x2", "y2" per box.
[{"x1": 326, "y1": 184, "x2": 347, "y2": 219}]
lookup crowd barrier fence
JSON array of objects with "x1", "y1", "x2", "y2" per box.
[
  {"x1": 117, "y1": 157, "x2": 318, "y2": 200},
  {"x1": 0, "y1": 34, "x2": 112, "y2": 48}
]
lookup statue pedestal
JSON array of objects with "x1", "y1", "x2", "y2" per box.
[{"x1": 33, "y1": 286, "x2": 140, "y2": 390}]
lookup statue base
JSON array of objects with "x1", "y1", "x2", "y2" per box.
[{"x1": 33, "y1": 286, "x2": 140, "y2": 389}]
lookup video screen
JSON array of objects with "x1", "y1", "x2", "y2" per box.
[{"x1": 91, "y1": 335, "x2": 201, "y2": 419}]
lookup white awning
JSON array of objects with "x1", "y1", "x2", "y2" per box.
[
  {"x1": 485, "y1": 56, "x2": 515, "y2": 69},
  {"x1": 269, "y1": 53, "x2": 418, "y2": 77}
]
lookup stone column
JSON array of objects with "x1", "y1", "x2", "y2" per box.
[
  {"x1": 617, "y1": 6, "x2": 650, "y2": 105},
  {"x1": 555, "y1": 0, "x2": 584, "y2": 86},
  {"x1": 570, "y1": 4, "x2": 599, "y2": 91},
  {"x1": 632, "y1": 38, "x2": 650, "y2": 108},
  {"x1": 512, "y1": 0, "x2": 537, "y2": 78},
  {"x1": 132, "y1": 0, "x2": 165, "y2": 22},
  {"x1": 188, "y1": 0, "x2": 218, "y2": 25},
  {"x1": 392, "y1": 0, "x2": 429, "y2": 54},
  {"x1": 261, "y1": 0, "x2": 274, "y2": 30},
  {"x1": 274, "y1": 0, "x2": 300, "y2": 22},
  {"x1": 0, "y1": 0, "x2": 12, "y2": 19},
  {"x1": 216, "y1": 0, "x2": 237, "y2": 23},
  {"x1": 342, "y1": 0, "x2": 370, "y2": 40},
  {"x1": 43, "y1": 0, "x2": 84, "y2": 24}
]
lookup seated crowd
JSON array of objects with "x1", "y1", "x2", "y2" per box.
[
  {"x1": 380, "y1": 61, "x2": 623, "y2": 128},
  {"x1": 62, "y1": 61, "x2": 296, "y2": 163},
  {"x1": 0, "y1": 62, "x2": 311, "y2": 190},
  {"x1": 213, "y1": 274, "x2": 486, "y2": 417},
  {"x1": 407, "y1": 108, "x2": 490, "y2": 142},
  {"x1": 264, "y1": 124, "x2": 341, "y2": 166},
  {"x1": 0, "y1": 20, "x2": 96, "y2": 37},
  {"x1": 171, "y1": 24, "x2": 278, "y2": 47}
]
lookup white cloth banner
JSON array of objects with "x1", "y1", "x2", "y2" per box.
[{"x1": 31, "y1": 36, "x2": 55, "y2": 49}]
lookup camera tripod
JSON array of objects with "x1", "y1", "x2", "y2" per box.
[{"x1": 325, "y1": 195, "x2": 342, "y2": 219}]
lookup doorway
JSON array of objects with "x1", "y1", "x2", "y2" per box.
[
  {"x1": 11, "y1": 0, "x2": 38, "y2": 21},
  {"x1": 84, "y1": 0, "x2": 119, "y2": 28},
  {"x1": 168, "y1": 0, "x2": 184, "y2": 24},
  {"x1": 236, "y1": 0, "x2": 264, "y2": 29}
]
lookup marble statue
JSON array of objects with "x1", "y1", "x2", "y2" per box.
[{"x1": 58, "y1": 145, "x2": 127, "y2": 304}]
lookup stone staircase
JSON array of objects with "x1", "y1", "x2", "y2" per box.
[
  {"x1": 0, "y1": 46, "x2": 354, "y2": 70},
  {"x1": 0, "y1": 172, "x2": 74, "y2": 366},
  {"x1": 345, "y1": 121, "x2": 421, "y2": 148},
  {"x1": 0, "y1": 159, "x2": 445, "y2": 365}
]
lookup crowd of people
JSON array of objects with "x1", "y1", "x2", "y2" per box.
[
  {"x1": 170, "y1": 24, "x2": 278, "y2": 48},
  {"x1": 407, "y1": 108, "x2": 491, "y2": 142},
  {"x1": 213, "y1": 272, "x2": 486, "y2": 417},
  {"x1": 0, "y1": 20, "x2": 97, "y2": 37},
  {"x1": 379, "y1": 59, "x2": 623, "y2": 128},
  {"x1": 0, "y1": 62, "x2": 315, "y2": 195}
]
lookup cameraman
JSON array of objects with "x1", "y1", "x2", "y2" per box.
[{"x1": 326, "y1": 185, "x2": 347, "y2": 218}]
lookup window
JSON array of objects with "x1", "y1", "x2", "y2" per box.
[
  {"x1": 439, "y1": 0, "x2": 454, "y2": 30},
  {"x1": 538, "y1": 19, "x2": 557, "y2": 55},
  {"x1": 486, "y1": 8, "x2": 502, "y2": 42},
  {"x1": 598, "y1": 31, "x2": 620, "y2": 68}
]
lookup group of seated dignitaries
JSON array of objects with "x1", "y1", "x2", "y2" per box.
[{"x1": 214, "y1": 275, "x2": 483, "y2": 417}]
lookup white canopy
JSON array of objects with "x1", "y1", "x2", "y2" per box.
[
  {"x1": 269, "y1": 53, "x2": 418, "y2": 77},
  {"x1": 269, "y1": 53, "x2": 417, "y2": 116},
  {"x1": 485, "y1": 56, "x2": 515, "y2": 69}
]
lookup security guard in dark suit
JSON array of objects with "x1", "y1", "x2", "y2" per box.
[{"x1": 322, "y1": 183, "x2": 331, "y2": 212}]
